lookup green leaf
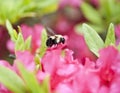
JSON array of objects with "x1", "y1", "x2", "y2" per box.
[
  {"x1": 105, "y1": 23, "x2": 115, "y2": 46},
  {"x1": 6, "y1": 20, "x2": 18, "y2": 42},
  {"x1": 37, "y1": 0, "x2": 58, "y2": 16},
  {"x1": 39, "y1": 29, "x2": 48, "y2": 57},
  {"x1": 18, "y1": 63, "x2": 49, "y2": 93},
  {"x1": 75, "y1": 23, "x2": 104, "y2": 33},
  {"x1": 0, "y1": 0, "x2": 58, "y2": 25},
  {"x1": 100, "y1": 0, "x2": 116, "y2": 18},
  {"x1": 81, "y1": 24, "x2": 104, "y2": 57},
  {"x1": 0, "y1": 66, "x2": 26, "y2": 93},
  {"x1": 15, "y1": 33, "x2": 25, "y2": 51},
  {"x1": 40, "y1": 76, "x2": 50, "y2": 93},
  {"x1": 34, "y1": 54, "x2": 42, "y2": 70},
  {"x1": 80, "y1": 2, "x2": 102, "y2": 24},
  {"x1": 24, "y1": 36, "x2": 32, "y2": 50}
]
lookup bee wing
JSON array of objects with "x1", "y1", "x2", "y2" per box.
[{"x1": 45, "y1": 27, "x2": 56, "y2": 36}]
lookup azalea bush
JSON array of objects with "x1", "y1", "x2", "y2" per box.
[{"x1": 0, "y1": 0, "x2": 120, "y2": 93}]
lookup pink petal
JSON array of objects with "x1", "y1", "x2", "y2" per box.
[{"x1": 13, "y1": 51, "x2": 35, "y2": 72}]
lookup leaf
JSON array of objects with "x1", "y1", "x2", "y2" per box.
[
  {"x1": 99, "y1": 0, "x2": 116, "y2": 18},
  {"x1": 24, "y1": 36, "x2": 32, "y2": 50},
  {"x1": 81, "y1": 24, "x2": 104, "y2": 57},
  {"x1": 105, "y1": 23, "x2": 115, "y2": 46},
  {"x1": 18, "y1": 63, "x2": 49, "y2": 93},
  {"x1": 34, "y1": 54, "x2": 42, "y2": 70},
  {"x1": 0, "y1": 0, "x2": 58, "y2": 25},
  {"x1": 0, "y1": 66, "x2": 26, "y2": 93},
  {"x1": 75, "y1": 23, "x2": 104, "y2": 33},
  {"x1": 40, "y1": 75, "x2": 50, "y2": 93},
  {"x1": 6, "y1": 20, "x2": 18, "y2": 42},
  {"x1": 39, "y1": 29, "x2": 48, "y2": 57},
  {"x1": 37, "y1": 0, "x2": 58, "y2": 16},
  {"x1": 15, "y1": 33, "x2": 25, "y2": 51},
  {"x1": 80, "y1": 2, "x2": 102, "y2": 24}
]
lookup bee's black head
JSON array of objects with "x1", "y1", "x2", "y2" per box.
[{"x1": 46, "y1": 38, "x2": 53, "y2": 47}]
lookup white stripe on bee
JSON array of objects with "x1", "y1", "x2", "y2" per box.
[
  {"x1": 56, "y1": 38, "x2": 60, "y2": 43},
  {"x1": 50, "y1": 36, "x2": 56, "y2": 39}
]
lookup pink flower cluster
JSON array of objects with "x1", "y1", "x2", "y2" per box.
[{"x1": 1, "y1": 24, "x2": 120, "y2": 93}]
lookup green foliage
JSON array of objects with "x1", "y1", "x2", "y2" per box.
[
  {"x1": 18, "y1": 63, "x2": 50, "y2": 93},
  {"x1": 15, "y1": 33, "x2": 31, "y2": 51},
  {"x1": 24, "y1": 36, "x2": 32, "y2": 51},
  {"x1": 38, "y1": 29, "x2": 48, "y2": 57},
  {"x1": 99, "y1": 0, "x2": 120, "y2": 23},
  {"x1": 6, "y1": 20, "x2": 32, "y2": 52},
  {"x1": 0, "y1": 0, "x2": 58, "y2": 25},
  {"x1": 100, "y1": 0, "x2": 117, "y2": 19},
  {"x1": 80, "y1": 0, "x2": 120, "y2": 33},
  {"x1": 6, "y1": 20, "x2": 18, "y2": 42},
  {"x1": 0, "y1": 66, "x2": 26, "y2": 93},
  {"x1": 15, "y1": 33, "x2": 25, "y2": 51},
  {"x1": 76, "y1": 23, "x2": 118, "y2": 56},
  {"x1": 80, "y1": 2, "x2": 102, "y2": 24},
  {"x1": 77, "y1": 24, "x2": 104, "y2": 57},
  {"x1": 105, "y1": 23, "x2": 115, "y2": 46},
  {"x1": 0, "y1": 63, "x2": 50, "y2": 93}
]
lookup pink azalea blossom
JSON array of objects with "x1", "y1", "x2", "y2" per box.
[
  {"x1": 40, "y1": 46, "x2": 120, "y2": 93},
  {"x1": 41, "y1": 48, "x2": 79, "y2": 91},
  {"x1": 40, "y1": 47, "x2": 98, "y2": 93},
  {"x1": 13, "y1": 51, "x2": 36, "y2": 72},
  {"x1": 96, "y1": 46, "x2": 120, "y2": 93},
  {"x1": 1, "y1": 21, "x2": 120, "y2": 93}
]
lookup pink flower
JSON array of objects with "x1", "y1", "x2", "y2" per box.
[
  {"x1": 0, "y1": 84, "x2": 12, "y2": 93},
  {"x1": 6, "y1": 40, "x2": 14, "y2": 54},
  {"x1": 41, "y1": 48, "x2": 79, "y2": 91},
  {"x1": 96, "y1": 46, "x2": 120, "y2": 93},
  {"x1": 66, "y1": 31, "x2": 96, "y2": 63},
  {"x1": 13, "y1": 51, "x2": 36, "y2": 72},
  {"x1": 72, "y1": 66, "x2": 100, "y2": 93}
]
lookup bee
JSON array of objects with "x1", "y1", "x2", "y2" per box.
[{"x1": 45, "y1": 27, "x2": 65, "y2": 47}]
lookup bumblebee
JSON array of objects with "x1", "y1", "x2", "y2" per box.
[{"x1": 45, "y1": 27, "x2": 65, "y2": 47}]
